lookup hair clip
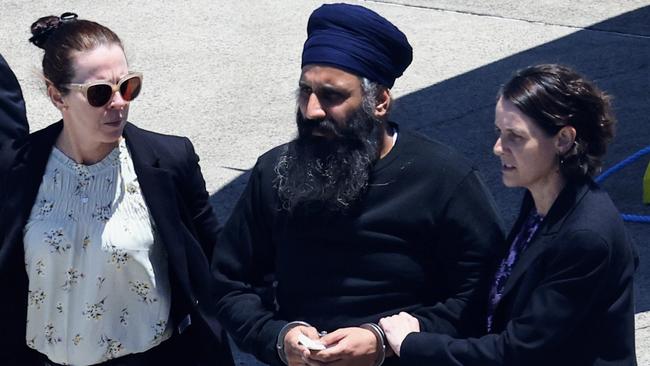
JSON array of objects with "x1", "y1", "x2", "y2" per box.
[{"x1": 60, "y1": 12, "x2": 78, "y2": 23}]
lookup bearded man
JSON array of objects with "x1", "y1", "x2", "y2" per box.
[{"x1": 212, "y1": 4, "x2": 505, "y2": 366}]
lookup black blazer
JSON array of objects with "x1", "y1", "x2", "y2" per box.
[
  {"x1": 399, "y1": 180, "x2": 638, "y2": 366},
  {"x1": 0, "y1": 54, "x2": 28, "y2": 142},
  {"x1": 0, "y1": 122, "x2": 233, "y2": 366}
]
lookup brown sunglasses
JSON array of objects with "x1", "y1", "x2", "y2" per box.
[{"x1": 65, "y1": 72, "x2": 143, "y2": 107}]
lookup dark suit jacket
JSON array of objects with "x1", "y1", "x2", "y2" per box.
[
  {"x1": 0, "y1": 54, "x2": 28, "y2": 142},
  {"x1": 0, "y1": 121, "x2": 233, "y2": 366},
  {"x1": 400, "y1": 180, "x2": 638, "y2": 366}
]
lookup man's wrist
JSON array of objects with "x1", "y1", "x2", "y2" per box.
[
  {"x1": 276, "y1": 321, "x2": 312, "y2": 365},
  {"x1": 360, "y1": 323, "x2": 386, "y2": 366}
]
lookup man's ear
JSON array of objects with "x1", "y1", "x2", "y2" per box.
[
  {"x1": 47, "y1": 83, "x2": 68, "y2": 111},
  {"x1": 374, "y1": 88, "x2": 391, "y2": 119},
  {"x1": 556, "y1": 125, "x2": 577, "y2": 154}
]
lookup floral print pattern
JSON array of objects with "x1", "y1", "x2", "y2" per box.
[
  {"x1": 129, "y1": 281, "x2": 158, "y2": 304},
  {"x1": 83, "y1": 298, "x2": 107, "y2": 321},
  {"x1": 67, "y1": 209, "x2": 76, "y2": 222},
  {"x1": 73, "y1": 164, "x2": 94, "y2": 196},
  {"x1": 72, "y1": 334, "x2": 83, "y2": 346},
  {"x1": 105, "y1": 176, "x2": 113, "y2": 188},
  {"x1": 35, "y1": 260, "x2": 45, "y2": 276},
  {"x1": 44, "y1": 228, "x2": 71, "y2": 254},
  {"x1": 24, "y1": 139, "x2": 171, "y2": 365},
  {"x1": 82, "y1": 235, "x2": 91, "y2": 250},
  {"x1": 44, "y1": 323, "x2": 62, "y2": 345},
  {"x1": 119, "y1": 308, "x2": 129, "y2": 326},
  {"x1": 150, "y1": 320, "x2": 167, "y2": 344},
  {"x1": 62, "y1": 268, "x2": 84, "y2": 291},
  {"x1": 92, "y1": 203, "x2": 112, "y2": 223},
  {"x1": 51, "y1": 168, "x2": 60, "y2": 186},
  {"x1": 99, "y1": 334, "x2": 124, "y2": 359},
  {"x1": 29, "y1": 289, "x2": 46, "y2": 309},
  {"x1": 107, "y1": 244, "x2": 129, "y2": 269},
  {"x1": 126, "y1": 182, "x2": 138, "y2": 194},
  {"x1": 97, "y1": 276, "x2": 106, "y2": 289},
  {"x1": 38, "y1": 199, "x2": 54, "y2": 217}
]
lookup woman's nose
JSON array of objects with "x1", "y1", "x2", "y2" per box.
[{"x1": 493, "y1": 137, "x2": 503, "y2": 156}]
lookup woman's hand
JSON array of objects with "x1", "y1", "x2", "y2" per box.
[{"x1": 379, "y1": 312, "x2": 420, "y2": 357}]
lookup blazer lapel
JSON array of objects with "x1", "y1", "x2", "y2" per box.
[
  {"x1": 123, "y1": 124, "x2": 191, "y2": 290},
  {"x1": 2, "y1": 122, "x2": 61, "y2": 254},
  {"x1": 499, "y1": 182, "x2": 591, "y2": 300}
]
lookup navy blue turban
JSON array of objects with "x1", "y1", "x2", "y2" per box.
[{"x1": 301, "y1": 3, "x2": 413, "y2": 88}]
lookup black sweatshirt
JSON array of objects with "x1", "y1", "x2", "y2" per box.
[{"x1": 213, "y1": 126, "x2": 506, "y2": 365}]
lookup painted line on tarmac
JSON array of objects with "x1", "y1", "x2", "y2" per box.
[{"x1": 365, "y1": 0, "x2": 650, "y2": 40}]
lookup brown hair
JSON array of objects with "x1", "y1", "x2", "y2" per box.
[
  {"x1": 29, "y1": 12, "x2": 123, "y2": 94},
  {"x1": 499, "y1": 64, "x2": 616, "y2": 181}
]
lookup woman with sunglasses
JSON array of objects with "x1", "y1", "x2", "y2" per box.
[
  {"x1": 379, "y1": 64, "x2": 638, "y2": 365},
  {"x1": 0, "y1": 13, "x2": 233, "y2": 366}
]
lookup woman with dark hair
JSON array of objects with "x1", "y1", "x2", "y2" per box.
[
  {"x1": 380, "y1": 64, "x2": 638, "y2": 365},
  {"x1": 0, "y1": 13, "x2": 233, "y2": 366}
]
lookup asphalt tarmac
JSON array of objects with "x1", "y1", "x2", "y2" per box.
[{"x1": 1, "y1": 1, "x2": 648, "y2": 364}]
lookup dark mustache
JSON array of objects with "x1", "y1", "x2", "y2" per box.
[{"x1": 298, "y1": 116, "x2": 358, "y2": 140}]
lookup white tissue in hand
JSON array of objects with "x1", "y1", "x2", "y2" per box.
[{"x1": 298, "y1": 333, "x2": 327, "y2": 350}]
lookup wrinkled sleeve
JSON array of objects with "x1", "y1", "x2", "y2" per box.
[
  {"x1": 412, "y1": 170, "x2": 505, "y2": 337},
  {"x1": 180, "y1": 138, "x2": 220, "y2": 260},
  {"x1": 401, "y1": 230, "x2": 612, "y2": 365},
  {"x1": 211, "y1": 160, "x2": 287, "y2": 365}
]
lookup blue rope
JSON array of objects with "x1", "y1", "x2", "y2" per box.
[
  {"x1": 622, "y1": 214, "x2": 650, "y2": 223},
  {"x1": 595, "y1": 146, "x2": 650, "y2": 184},
  {"x1": 595, "y1": 146, "x2": 650, "y2": 223}
]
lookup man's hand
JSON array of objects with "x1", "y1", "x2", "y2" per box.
[
  {"x1": 379, "y1": 312, "x2": 420, "y2": 357},
  {"x1": 284, "y1": 325, "x2": 322, "y2": 366},
  {"x1": 306, "y1": 327, "x2": 379, "y2": 366}
]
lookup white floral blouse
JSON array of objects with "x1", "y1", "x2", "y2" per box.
[{"x1": 23, "y1": 139, "x2": 172, "y2": 366}]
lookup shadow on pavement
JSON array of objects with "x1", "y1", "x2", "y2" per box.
[
  {"x1": 387, "y1": 5, "x2": 650, "y2": 312},
  {"x1": 210, "y1": 7, "x2": 650, "y2": 363}
]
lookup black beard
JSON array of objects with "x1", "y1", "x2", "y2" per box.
[{"x1": 274, "y1": 108, "x2": 385, "y2": 215}]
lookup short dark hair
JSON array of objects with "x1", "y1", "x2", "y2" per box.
[
  {"x1": 499, "y1": 64, "x2": 615, "y2": 181},
  {"x1": 29, "y1": 13, "x2": 123, "y2": 94}
]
